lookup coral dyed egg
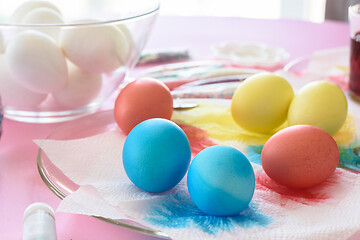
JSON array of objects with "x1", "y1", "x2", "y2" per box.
[
  {"x1": 123, "y1": 118, "x2": 191, "y2": 193},
  {"x1": 114, "y1": 78, "x2": 173, "y2": 134},
  {"x1": 231, "y1": 72, "x2": 294, "y2": 133},
  {"x1": 287, "y1": 81, "x2": 347, "y2": 136},
  {"x1": 5, "y1": 30, "x2": 68, "y2": 94},
  {"x1": 261, "y1": 125, "x2": 339, "y2": 189},
  {"x1": 187, "y1": 145, "x2": 255, "y2": 216}
]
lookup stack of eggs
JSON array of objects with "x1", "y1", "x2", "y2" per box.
[
  {"x1": 0, "y1": 0, "x2": 131, "y2": 110},
  {"x1": 114, "y1": 73, "x2": 347, "y2": 217},
  {"x1": 115, "y1": 78, "x2": 256, "y2": 217},
  {"x1": 231, "y1": 72, "x2": 347, "y2": 188}
]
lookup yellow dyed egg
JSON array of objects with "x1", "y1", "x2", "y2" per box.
[
  {"x1": 231, "y1": 73, "x2": 294, "y2": 133},
  {"x1": 287, "y1": 81, "x2": 347, "y2": 136}
]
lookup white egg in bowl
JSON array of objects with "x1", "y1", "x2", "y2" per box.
[{"x1": 0, "y1": 0, "x2": 159, "y2": 123}]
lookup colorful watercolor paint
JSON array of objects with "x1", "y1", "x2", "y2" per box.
[{"x1": 144, "y1": 190, "x2": 272, "y2": 234}]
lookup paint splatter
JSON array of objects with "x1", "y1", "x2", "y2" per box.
[
  {"x1": 245, "y1": 145, "x2": 263, "y2": 165},
  {"x1": 338, "y1": 145, "x2": 360, "y2": 172},
  {"x1": 244, "y1": 143, "x2": 349, "y2": 205},
  {"x1": 172, "y1": 103, "x2": 272, "y2": 145},
  {"x1": 144, "y1": 124, "x2": 272, "y2": 234},
  {"x1": 173, "y1": 103, "x2": 357, "y2": 147},
  {"x1": 179, "y1": 124, "x2": 217, "y2": 157},
  {"x1": 144, "y1": 190, "x2": 272, "y2": 234},
  {"x1": 255, "y1": 171, "x2": 342, "y2": 206}
]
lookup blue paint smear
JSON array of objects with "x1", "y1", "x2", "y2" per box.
[
  {"x1": 245, "y1": 145, "x2": 263, "y2": 165},
  {"x1": 144, "y1": 191, "x2": 272, "y2": 235},
  {"x1": 338, "y1": 145, "x2": 360, "y2": 172}
]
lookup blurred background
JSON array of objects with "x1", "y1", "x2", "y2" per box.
[
  {"x1": 159, "y1": 0, "x2": 356, "y2": 22},
  {"x1": 0, "y1": 0, "x2": 356, "y2": 23}
]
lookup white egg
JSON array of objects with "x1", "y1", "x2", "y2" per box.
[
  {"x1": 20, "y1": 8, "x2": 64, "y2": 42},
  {"x1": 52, "y1": 61, "x2": 102, "y2": 108},
  {"x1": 9, "y1": 0, "x2": 61, "y2": 23},
  {"x1": 60, "y1": 20, "x2": 130, "y2": 74},
  {"x1": 0, "y1": 55, "x2": 47, "y2": 108},
  {"x1": 117, "y1": 24, "x2": 134, "y2": 64},
  {"x1": 5, "y1": 30, "x2": 68, "y2": 94},
  {"x1": 0, "y1": 33, "x2": 4, "y2": 54}
]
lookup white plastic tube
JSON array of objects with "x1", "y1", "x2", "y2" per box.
[{"x1": 23, "y1": 202, "x2": 57, "y2": 240}]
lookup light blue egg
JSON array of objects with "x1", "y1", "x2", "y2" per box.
[
  {"x1": 123, "y1": 118, "x2": 191, "y2": 193},
  {"x1": 187, "y1": 145, "x2": 255, "y2": 216}
]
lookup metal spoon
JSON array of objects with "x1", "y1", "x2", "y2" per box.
[{"x1": 173, "y1": 101, "x2": 198, "y2": 110}]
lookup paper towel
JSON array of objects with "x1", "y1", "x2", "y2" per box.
[{"x1": 35, "y1": 127, "x2": 360, "y2": 240}]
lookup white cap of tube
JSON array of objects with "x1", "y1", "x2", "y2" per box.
[{"x1": 23, "y1": 202, "x2": 57, "y2": 240}]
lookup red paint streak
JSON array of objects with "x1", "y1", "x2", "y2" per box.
[
  {"x1": 290, "y1": 71, "x2": 304, "y2": 77},
  {"x1": 287, "y1": 72, "x2": 348, "y2": 90},
  {"x1": 179, "y1": 124, "x2": 218, "y2": 157},
  {"x1": 255, "y1": 170, "x2": 343, "y2": 206},
  {"x1": 329, "y1": 75, "x2": 348, "y2": 90}
]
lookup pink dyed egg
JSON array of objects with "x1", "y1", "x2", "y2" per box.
[{"x1": 261, "y1": 125, "x2": 339, "y2": 189}]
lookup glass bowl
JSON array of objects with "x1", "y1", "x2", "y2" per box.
[
  {"x1": 0, "y1": 0, "x2": 159, "y2": 123},
  {"x1": 283, "y1": 52, "x2": 349, "y2": 91}
]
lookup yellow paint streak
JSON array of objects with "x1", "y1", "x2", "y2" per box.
[{"x1": 172, "y1": 103, "x2": 356, "y2": 146}]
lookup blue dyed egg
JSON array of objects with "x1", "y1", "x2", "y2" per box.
[
  {"x1": 187, "y1": 145, "x2": 255, "y2": 216},
  {"x1": 123, "y1": 118, "x2": 191, "y2": 193}
]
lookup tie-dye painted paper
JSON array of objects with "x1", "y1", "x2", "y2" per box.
[{"x1": 35, "y1": 96, "x2": 360, "y2": 240}]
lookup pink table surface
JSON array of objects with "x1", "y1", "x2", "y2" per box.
[{"x1": 0, "y1": 16, "x2": 351, "y2": 240}]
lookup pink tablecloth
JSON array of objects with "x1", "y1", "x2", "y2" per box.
[{"x1": 0, "y1": 16, "x2": 350, "y2": 240}]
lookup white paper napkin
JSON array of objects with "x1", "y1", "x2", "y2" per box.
[
  {"x1": 35, "y1": 128, "x2": 360, "y2": 240},
  {"x1": 212, "y1": 42, "x2": 290, "y2": 70}
]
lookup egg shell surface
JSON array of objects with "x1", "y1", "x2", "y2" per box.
[
  {"x1": 117, "y1": 24, "x2": 133, "y2": 64},
  {"x1": 0, "y1": 33, "x2": 4, "y2": 54},
  {"x1": 20, "y1": 7, "x2": 64, "y2": 41},
  {"x1": 122, "y1": 118, "x2": 191, "y2": 193},
  {"x1": 5, "y1": 30, "x2": 68, "y2": 94},
  {"x1": 52, "y1": 61, "x2": 102, "y2": 108},
  {"x1": 187, "y1": 145, "x2": 255, "y2": 216},
  {"x1": 231, "y1": 72, "x2": 294, "y2": 133},
  {"x1": 114, "y1": 78, "x2": 173, "y2": 134},
  {"x1": 261, "y1": 125, "x2": 339, "y2": 189},
  {"x1": 0, "y1": 55, "x2": 47, "y2": 108},
  {"x1": 287, "y1": 81, "x2": 347, "y2": 136},
  {"x1": 60, "y1": 20, "x2": 130, "y2": 74},
  {"x1": 10, "y1": 0, "x2": 61, "y2": 23}
]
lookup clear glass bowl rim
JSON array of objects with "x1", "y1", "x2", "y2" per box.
[{"x1": 0, "y1": 2, "x2": 160, "y2": 28}]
